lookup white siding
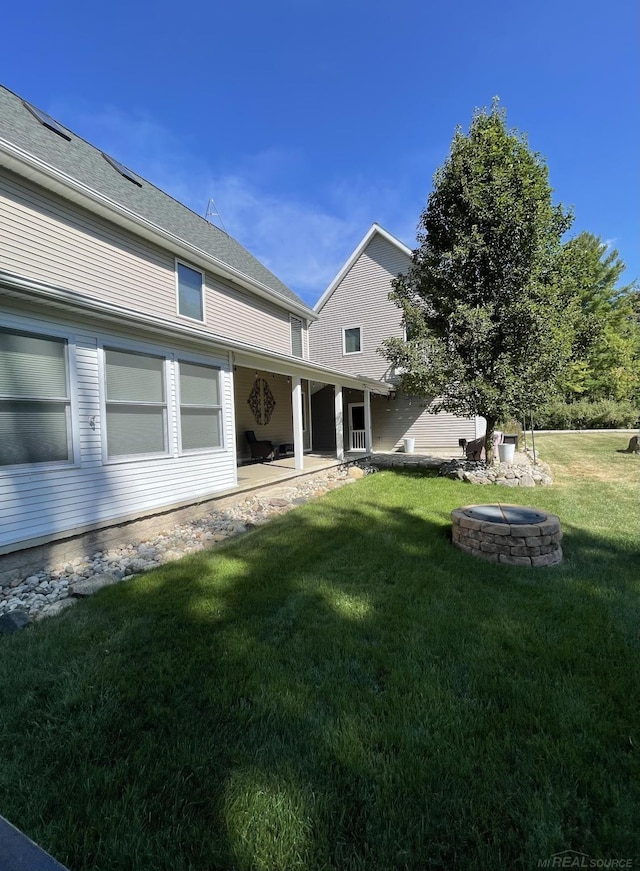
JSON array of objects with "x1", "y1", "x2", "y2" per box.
[
  {"x1": 0, "y1": 304, "x2": 237, "y2": 552},
  {"x1": 0, "y1": 169, "x2": 295, "y2": 355},
  {"x1": 309, "y1": 233, "x2": 409, "y2": 379}
]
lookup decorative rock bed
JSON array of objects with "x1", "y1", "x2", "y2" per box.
[
  {"x1": 451, "y1": 503, "x2": 562, "y2": 567},
  {"x1": 0, "y1": 465, "x2": 356, "y2": 626},
  {"x1": 440, "y1": 453, "x2": 553, "y2": 487}
]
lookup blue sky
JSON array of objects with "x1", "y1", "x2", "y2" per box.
[{"x1": 2, "y1": 0, "x2": 638, "y2": 307}]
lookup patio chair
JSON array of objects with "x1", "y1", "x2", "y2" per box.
[{"x1": 245, "y1": 430, "x2": 276, "y2": 462}]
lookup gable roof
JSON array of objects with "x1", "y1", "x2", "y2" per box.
[
  {"x1": 314, "y1": 223, "x2": 413, "y2": 313},
  {"x1": 0, "y1": 84, "x2": 315, "y2": 320}
]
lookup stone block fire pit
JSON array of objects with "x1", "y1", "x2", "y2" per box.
[{"x1": 451, "y1": 504, "x2": 562, "y2": 567}]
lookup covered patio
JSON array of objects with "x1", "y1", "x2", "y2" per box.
[{"x1": 231, "y1": 350, "x2": 390, "y2": 474}]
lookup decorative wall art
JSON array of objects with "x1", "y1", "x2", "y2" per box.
[{"x1": 247, "y1": 377, "x2": 276, "y2": 425}]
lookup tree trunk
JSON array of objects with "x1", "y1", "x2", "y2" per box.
[{"x1": 484, "y1": 417, "x2": 497, "y2": 464}]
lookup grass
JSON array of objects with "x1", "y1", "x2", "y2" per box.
[{"x1": 0, "y1": 432, "x2": 638, "y2": 870}]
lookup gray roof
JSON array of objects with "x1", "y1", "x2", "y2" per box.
[{"x1": 0, "y1": 84, "x2": 307, "y2": 311}]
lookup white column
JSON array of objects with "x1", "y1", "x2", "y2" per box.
[
  {"x1": 292, "y1": 376, "x2": 304, "y2": 470},
  {"x1": 364, "y1": 388, "x2": 372, "y2": 453},
  {"x1": 334, "y1": 385, "x2": 344, "y2": 461}
]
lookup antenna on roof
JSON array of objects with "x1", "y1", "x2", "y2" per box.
[{"x1": 205, "y1": 197, "x2": 228, "y2": 234}]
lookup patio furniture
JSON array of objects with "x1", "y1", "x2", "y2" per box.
[{"x1": 245, "y1": 431, "x2": 276, "y2": 462}]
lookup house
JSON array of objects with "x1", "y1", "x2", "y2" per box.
[
  {"x1": 0, "y1": 85, "x2": 390, "y2": 561},
  {"x1": 308, "y1": 223, "x2": 484, "y2": 453}
]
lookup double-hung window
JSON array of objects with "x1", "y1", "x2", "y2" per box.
[
  {"x1": 343, "y1": 326, "x2": 362, "y2": 355},
  {"x1": 177, "y1": 262, "x2": 204, "y2": 321},
  {"x1": 0, "y1": 328, "x2": 72, "y2": 467},
  {"x1": 105, "y1": 349, "x2": 168, "y2": 459},
  {"x1": 178, "y1": 361, "x2": 223, "y2": 451}
]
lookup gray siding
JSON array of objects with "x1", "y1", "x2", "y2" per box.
[
  {"x1": 309, "y1": 233, "x2": 409, "y2": 379},
  {"x1": 310, "y1": 229, "x2": 480, "y2": 447},
  {"x1": 370, "y1": 393, "x2": 481, "y2": 450},
  {"x1": 0, "y1": 301, "x2": 237, "y2": 552},
  {"x1": 0, "y1": 169, "x2": 294, "y2": 355}
]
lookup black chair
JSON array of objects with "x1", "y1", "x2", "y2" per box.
[{"x1": 245, "y1": 431, "x2": 275, "y2": 462}]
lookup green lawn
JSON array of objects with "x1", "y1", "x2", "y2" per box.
[{"x1": 0, "y1": 433, "x2": 638, "y2": 870}]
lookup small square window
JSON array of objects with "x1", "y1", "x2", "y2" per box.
[
  {"x1": 343, "y1": 326, "x2": 362, "y2": 355},
  {"x1": 177, "y1": 263, "x2": 204, "y2": 321}
]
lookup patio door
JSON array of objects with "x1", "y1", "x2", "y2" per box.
[{"x1": 348, "y1": 403, "x2": 366, "y2": 451}]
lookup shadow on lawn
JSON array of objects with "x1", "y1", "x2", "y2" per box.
[{"x1": 1, "y1": 486, "x2": 638, "y2": 870}]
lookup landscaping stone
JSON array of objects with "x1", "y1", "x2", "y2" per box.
[
  {"x1": 70, "y1": 574, "x2": 122, "y2": 597},
  {"x1": 348, "y1": 466, "x2": 365, "y2": 479},
  {"x1": 438, "y1": 450, "x2": 553, "y2": 487},
  {"x1": 0, "y1": 609, "x2": 32, "y2": 634},
  {"x1": 0, "y1": 465, "x2": 355, "y2": 624}
]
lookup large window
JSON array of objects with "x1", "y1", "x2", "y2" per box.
[
  {"x1": 343, "y1": 326, "x2": 362, "y2": 355},
  {"x1": 178, "y1": 361, "x2": 223, "y2": 451},
  {"x1": 0, "y1": 328, "x2": 72, "y2": 467},
  {"x1": 105, "y1": 349, "x2": 168, "y2": 459},
  {"x1": 177, "y1": 262, "x2": 204, "y2": 321}
]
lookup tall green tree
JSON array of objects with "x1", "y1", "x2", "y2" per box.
[
  {"x1": 382, "y1": 101, "x2": 573, "y2": 460},
  {"x1": 553, "y1": 232, "x2": 640, "y2": 402}
]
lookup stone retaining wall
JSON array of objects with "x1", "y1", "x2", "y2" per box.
[{"x1": 451, "y1": 506, "x2": 562, "y2": 567}]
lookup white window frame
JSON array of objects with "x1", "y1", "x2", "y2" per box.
[
  {"x1": 175, "y1": 258, "x2": 206, "y2": 323},
  {"x1": 290, "y1": 315, "x2": 304, "y2": 359},
  {"x1": 0, "y1": 319, "x2": 78, "y2": 472},
  {"x1": 101, "y1": 344, "x2": 171, "y2": 464},
  {"x1": 176, "y1": 357, "x2": 225, "y2": 455},
  {"x1": 342, "y1": 325, "x2": 362, "y2": 356}
]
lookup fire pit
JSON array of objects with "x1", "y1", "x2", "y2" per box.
[{"x1": 451, "y1": 503, "x2": 562, "y2": 567}]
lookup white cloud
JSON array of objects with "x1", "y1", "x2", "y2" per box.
[{"x1": 53, "y1": 100, "x2": 424, "y2": 307}]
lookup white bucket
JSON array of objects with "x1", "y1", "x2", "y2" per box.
[
  {"x1": 403, "y1": 437, "x2": 415, "y2": 454},
  {"x1": 498, "y1": 442, "x2": 515, "y2": 465}
]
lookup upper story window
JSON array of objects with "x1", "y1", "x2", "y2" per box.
[
  {"x1": 0, "y1": 328, "x2": 72, "y2": 467},
  {"x1": 343, "y1": 326, "x2": 362, "y2": 355},
  {"x1": 104, "y1": 348, "x2": 168, "y2": 459},
  {"x1": 177, "y1": 262, "x2": 204, "y2": 322},
  {"x1": 290, "y1": 316, "x2": 303, "y2": 358},
  {"x1": 178, "y1": 361, "x2": 223, "y2": 452}
]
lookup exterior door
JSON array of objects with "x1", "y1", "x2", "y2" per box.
[{"x1": 349, "y1": 403, "x2": 366, "y2": 451}]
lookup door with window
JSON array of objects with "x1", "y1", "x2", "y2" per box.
[{"x1": 348, "y1": 403, "x2": 366, "y2": 451}]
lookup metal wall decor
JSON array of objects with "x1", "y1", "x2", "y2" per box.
[{"x1": 247, "y1": 377, "x2": 276, "y2": 425}]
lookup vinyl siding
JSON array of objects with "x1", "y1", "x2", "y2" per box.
[
  {"x1": 310, "y1": 229, "x2": 480, "y2": 447},
  {"x1": 0, "y1": 169, "x2": 294, "y2": 354},
  {"x1": 370, "y1": 392, "x2": 481, "y2": 450},
  {"x1": 0, "y1": 303, "x2": 236, "y2": 552},
  {"x1": 309, "y1": 233, "x2": 409, "y2": 379}
]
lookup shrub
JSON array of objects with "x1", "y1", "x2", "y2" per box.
[{"x1": 535, "y1": 399, "x2": 639, "y2": 430}]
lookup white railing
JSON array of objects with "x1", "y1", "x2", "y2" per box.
[{"x1": 351, "y1": 429, "x2": 366, "y2": 451}]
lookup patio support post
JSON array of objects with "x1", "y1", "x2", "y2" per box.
[
  {"x1": 364, "y1": 387, "x2": 372, "y2": 454},
  {"x1": 335, "y1": 385, "x2": 344, "y2": 461},
  {"x1": 292, "y1": 376, "x2": 304, "y2": 470}
]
